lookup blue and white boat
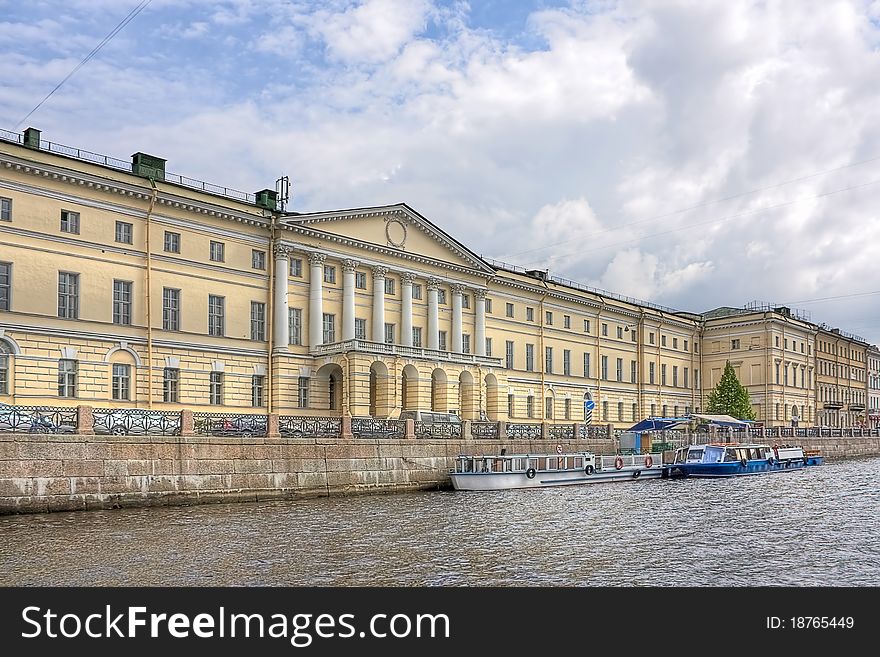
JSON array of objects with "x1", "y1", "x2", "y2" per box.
[{"x1": 667, "y1": 442, "x2": 823, "y2": 478}]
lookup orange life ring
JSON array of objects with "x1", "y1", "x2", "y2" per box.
[
  {"x1": 645, "y1": 455, "x2": 653, "y2": 468},
  {"x1": 555, "y1": 443, "x2": 563, "y2": 454},
  {"x1": 614, "y1": 456, "x2": 624, "y2": 470}
]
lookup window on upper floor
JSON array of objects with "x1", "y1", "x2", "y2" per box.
[
  {"x1": 526, "y1": 307, "x2": 534, "y2": 322},
  {"x1": 324, "y1": 265, "x2": 336, "y2": 284},
  {"x1": 355, "y1": 271, "x2": 367, "y2": 289},
  {"x1": 115, "y1": 221, "x2": 133, "y2": 245},
  {"x1": 60, "y1": 210, "x2": 79, "y2": 234},
  {"x1": 209, "y1": 241, "x2": 224, "y2": 262},
  {"x1": 0, "y1": 197, "x2": 11, "y2": 222},
  {"x1": 251, "y1": 250, "x2": 266, "y2": 270},
  {"x1": 412, "y1": 283, "x2": 422, "y2": 299},
  {"x1": 164, "y1": 231, "x2": 180, "y2": 254},
  {"x1": 506, "y1": 303, "x2": 514, "y2": 318},
  {"x1": 385, "y1": 278, "x2": 395, "y2": 295},
  {"x1": 291, "y1": 258, "x2": 303, "y2": 277}
]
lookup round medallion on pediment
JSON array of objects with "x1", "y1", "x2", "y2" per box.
[{"x1": 385, "y1": 218, "x2": 407, "y2": 248}]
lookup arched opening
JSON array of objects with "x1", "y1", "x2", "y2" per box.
[
  {"x1": 431, "y1": 368, "x2": 448, "y2": 412},
  {"x1": 108, "y1": 349, "x2": 138, "y2": 403},
  {"x1": 458, "y1": 370, "x2": 475, "y2": 419},
  {"x1": 316, "y1": 364, "x2": 344, "y2": 412},
  {"x1": 791, "y1": 404, "x2": 798, "y2": 422},
  {"x1": 484, "y1": 373, "x2": 499, "y2": 420},
  {"x1": 369, "y1": 361, "x2": 390, "y2": 417},
  {"x1": 583, "y1": 391, "x2": 594, "y2": 425},
  {"x1": 0, "y1": 339, "x2": 13, "y2": 397},
  {"x1": 545, "y1": 387, "x2": 555, "y2": 421},
  {"x1": 401, "y1": 364, "x2": 419, "y2": 411}
]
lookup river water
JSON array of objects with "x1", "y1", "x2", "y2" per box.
[{"x1": 1, "y1": 457, "x2": 878, "y2": 586}]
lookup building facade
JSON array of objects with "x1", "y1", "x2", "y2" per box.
[
  {"x1": 0, "y1": 128, "x2": 870, "y2": 428},
  {"x1": 815, "y1": 327, "x2": 869, "y2": 428},
  {"x1": 868, "y1": 345, "x2": 880, "y2": 429}
]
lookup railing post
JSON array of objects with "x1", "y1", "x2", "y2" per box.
[
  {"x1": 181, "y1": 409, "x2": 194, "y2": 437},
  {"x1": 573, "y1": 423, "x2": 582, "y2": 441},
  {"x1": 541, "y1": 422, "x2": 549, "y2": 440},
  {"x1": 463, "y1": 420, "x2": 472, "y2": 440},
  {"x1": 498, "y1": 421, "x2": 507, "y2": 440},
  {"x1": 76, "y1": 405, "x2": 94, "y2": 435},
  {"x1": 268, "y1": 413, "x2": 280, "y2": 438},
  {"x1": 341, "y1": 415, "x2": 353, "y2": 440},
  {"x1": 405, "y1": 418, "x2": 415, "y2": 440}
]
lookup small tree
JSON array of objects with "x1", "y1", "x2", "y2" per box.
[{"x1": 706, "y1": 361, "x2": 756, "y2": 420}]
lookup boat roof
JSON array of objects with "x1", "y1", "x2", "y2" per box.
[
  {"x1": 628, "y1": 413, "x2": 752, "y2": 432},
  {"x1": 455, "y1": 452, "x2": 594, "y2": 458}
]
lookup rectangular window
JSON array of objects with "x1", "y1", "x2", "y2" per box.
[
  {"x1": 506, "y1": 341, "x2": 514, "y2": 369},
  {"x1": 584, "y1": 353, "x2": 591, "y2": 378},
  {"x1": 632, "y1": 403, "x2": 638, "y2": 421},
  {"x1": 526, "y1": 307, "x2": 534, "y2": 322},
  {"x1": 355, "y1": 318, "x2": 367, "y2": 340},
  {"x1": 564, "y1": 349, "x2": 571, "y2": 376},
  {"x1": 462, "y1": 294, "x2": 470, "y2": 309},
  {"x1": 438, "y1": 289, "x2": 447, "y2": 305},
  {"x1": 649, "y1": 362, "x2": 655, "y2": 384},
  {"x1": 208, "y1": 295, "x2": 224, "y2": 336},
  {"x1": 323, "y1": 313, "x2": 336, "y2": 343},
  {"x1": 163, "y1": 368, "x2": 179, "y2": 403},
  {"x1": 526, "y1": 396, "x2": 534, "y2": 418},
  {"x1": 112, "y1": 280, "x2": 132, "y2": 325},
  {"x1": 485, "y1": 298, "x2": 493, "y2": 313},
  {"x1": 485, "y1": 337, "x2": 492, "y2": 357},
  {"x1": 385, "y1": 278, "x2": 395, "y2": 295},
  {"x1": 209, "y1": 241, "x2": 224, "y2": 262},
  {"x1": 439, "y1": 331, "x2": 447, "y2": 351},
  {"x1": 384, "y1": 323, "x2": 395, "y2": 344},
  {"x1": 57, "y1": 272, "x2": 79, "y2": 319},
  {"x1": 662, "y1": 405, "x2": 668, "y2": 417},
  {"x1": 601, "y1": 355, "x2": 608, "y2": 380},
  {"x1": 545, "y1": 346, "x2": 553, "y2": 374},
  {"x1": 291, "y1": 258, "x2": 303, "y2": 277},
  {"x1": 60, "y1": 210, "x2": 79, "y2": 234},
  {"x1": 412, "y1": 326, "x2": 422, "y2": 347},
  {"x1": 602, "y1": 323, "x2": 608, "y2": 336},
  {"x1": 162, "y1": 288, "x2": 180, "y2": 331},
  {"x1": 412, "y1": 283, "x2": 422, "y2": 300},
  {"x1": 602, "y1": 401, "x2": 608, "y2": 420},
  {"x1": 252, "y1": 375, "x2": 265, "y2": 407},
  {"x1": 252, "y1": 250, "x2": 266, "y2": 270},
  {"x1": 250, "y1": 301, "x2": 266, "y2": 341},
  {"x1": 508, "y1": 394, "x2": 515, "y2": 418},
  {"x1": 661, "y1": 335, "x2": 667, "y2": 347},
  {"x1": 112, "y1": 363, "x2": 130, "y2": 401},
  {"x1": 684, "y1": 367, "x2": 689, "y2": 389},
  {"x1": 115, "y1": 221, "x2": 132, "y2": 245},
  {"x1": 564, "y1": 315, "x2": 571, "y2": 329},
  {"x1": 0, "y1": 262, "x2": 10, "y2": 311},
  {"x1": 0, "y1": 197, "x2": 11, "y2": 221},
  {"x1": 210, "y1": 372, "x2": 223, "y2": 405},
  {"x1": 618, "y1": 402, "x2": 624, "y2": 421},
  {"x1": 526, "y1": 344, "x2": 534, "y2": 371},
  {"x1": 649, "y1": 332, "x2": 655, "y2": 345},
  {"x1": 298, "y1": 377, "x2": 309, "y2": 408},
  {"x1": 684, "y1": 340, "x2": 689, "y2": 351},
  {"x1": 355, "y1": 271, "x2": 367, "y2": 289},
  {"x1": 324, "y1": 265, "x2": 336, "y2": 284},
  {"x1": 695, "y1": 370, "x2": 700, "y2": 389},
  {"x1": 673, "y1": 366, "x2": 679, "y2": 387},
  {"x1": 631, "y1": 360, "x2": 637, "y2": 383},
  {"x1": 616, "y1": 358, "x2": 623, "y2": 382},
  {"x1": 584, "y1": 319, "x2": 591, "y2": 333},
  {"x1": 462, "y1": 334, "x2": 471, "y2": 354},
  {"x1": 731, "y1": 339, "x2": 740, "y2": 350},
  {"x1": 661, "y1": 364, "x2": 667, "y2": 385},
  {"x1": 695, "y1": 343, "x2": 699, "y2": 354},
  {"x1": 565, "y1": 398, "x2": 571, "y2": 420},
  {"x1": 545, "y1": 397, "x2": 553, "y2": 420},
  {"x1": 163, "y1": 231, "x2": 180, "y2": 253},
  {"x1": 775, "y1": 336, "x2": 780, "y2": 347},
  {"x1": 546, "y1": 311, "x2": 553, "y2": 325},
  {"x1": 58, "y1": 359, "x2": 77, "y2": 397},
  {"x1": 506, "y1": 303, "x2": 514, "y2": 318},
  {"x1": 650, "y1": 403, "x2": 656, "y2": 416},
  {"x1": 631, "y1": 330, "x2": 637, "y2": 342},
  {"x1": 673, "y1": 337, "x2": 678, "y2": 349},
  {"x1": 784, "y1": 339, "x2": 788, "y2": 349},
  {"x1": 617, "y1": 326, "x2": 623, "y2": 339},
  {"x1": 289, "y1": 308, "x2": 303, "y2": 345}
]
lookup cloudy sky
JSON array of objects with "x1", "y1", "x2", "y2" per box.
[{"x1": 2, "y1": 0, "x2": 880, "y2": 344}]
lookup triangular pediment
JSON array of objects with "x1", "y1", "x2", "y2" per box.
[{"x1": 280, "y1": 204, "x2": 493, "y2": 274}]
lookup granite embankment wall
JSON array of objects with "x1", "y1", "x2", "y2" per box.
[{"x1": 0, "y1": 434, "x2": 618, "y2": 514}]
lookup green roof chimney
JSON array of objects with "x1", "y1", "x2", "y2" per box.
[
  {"x1": 255, "y1": 188, "x2": 277, "y2": 210},
  {"x1": 131, "y1": 152, "x2": 166, "y2": 181},
  {"x1": 23, "y1": 127, "x2": 41, "y2": 150}
]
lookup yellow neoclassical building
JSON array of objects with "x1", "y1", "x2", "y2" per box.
[{"x1": 0, "y1": 128, "x2": 870, "y2": 428}]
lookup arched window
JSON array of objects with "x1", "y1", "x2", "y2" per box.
[{"x1": 0, "y1": 341, "x2": 10, "y2": 395}]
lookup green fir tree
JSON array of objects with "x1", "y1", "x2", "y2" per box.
[{"x1": 705, "y1": 361, "x2": 756, "y2": 420}]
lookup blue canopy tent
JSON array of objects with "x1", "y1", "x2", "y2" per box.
[{"x1": 627, "y1": 417, "x2": 691, "y2": 432}]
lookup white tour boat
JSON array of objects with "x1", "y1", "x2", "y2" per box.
[{"x1": 449, "y1": 448, "x2": 664, "y2": 491}]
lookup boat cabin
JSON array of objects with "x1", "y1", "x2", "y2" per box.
[
  {"x1": 453, "y1": 453, "x2": 597, "y2": 474},
  {"x1": 672, "y1": 443, "x2": 774, "y2": 465}
]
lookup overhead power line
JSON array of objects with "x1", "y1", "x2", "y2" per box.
[{"x1": 15, "y1": 0, "x2": 153, "y2": 129}]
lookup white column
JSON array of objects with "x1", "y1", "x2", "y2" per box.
[
  {"x1": 474, "y1": 288, "x2": 486, "y2": 356},
  {"x1": 273, "y1": 246, "x2": 291, "y2": 349},
  {"x1": 400, "y1": 272, "x2": 414, "y2": 347},
  {"x1": 308, "y1": 253, "x2": 325, "y2": 349},
  {"x1": 342, "y1": 259, "x2": 358, "y2": 341},
  {"x1": 451, "y1": 283, "x2": 464, "y2": 353},
  {"x1": 427, "y1": 278, "x2": 440, "y2": 350},
  {"x1": 372, "y1": 266, "x2": 388, "y2": 343}
]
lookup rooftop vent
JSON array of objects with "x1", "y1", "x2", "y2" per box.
[
  {"x1": 254, "y1": 188, "x2": 277, "y2": 210},
  {"x1": 773, "y1": 306, "x2": 791, "y2": 316},
  {"x1": 23, "y1": 127, "x2": 41, "y2": 150},
  {"x1": 526, "y1": 269, "x2": 549, "y2": 281},
  {"x1": 131, "y1": 152, "x2": 166, "y2": 181}
]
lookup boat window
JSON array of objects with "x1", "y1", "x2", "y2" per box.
[
  {"x1": 725, "y1": 449, "x2": 738, "y2": 462},
  {"x1": 704, "y1": 446, "x2": 724, "y2": 463},
  {"x1": 686, "y1": 448, "x2": 704, "y2": 463}
]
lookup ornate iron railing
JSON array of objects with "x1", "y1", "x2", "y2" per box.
[
  {"x1": 414, "y1": 421, "x2": 463, "y2": 439},
  {"x1": 470, "y1": 421, "x2": 499, "y2": 439},
  {"x1": 93, "y1": 408, "x2": 181, "y2": 436},
  {"x1": 0, "y1": 405, "x2": 78, "y2": 433},
  {"x1": 507, "y1": 423, "x2": 542, "y2": 439},
  {"x1": 193, "y1": 413, "x2": 267, "y2": 437},
  {"x1": 351, "y1": 417, "x2": 406, "y2": 439},
  {"x1": 549, "y1": 424, "x2": 574, "y2": 440},
  {"x1": 279, "y1": 415, "x2": 341, "y2": 438},
  {"x1": 579, "y1": 424, "x2": 611, "y2": 439}
]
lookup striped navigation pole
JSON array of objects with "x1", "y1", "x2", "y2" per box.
[{"x1": 584, "y1": 398, "x2": 595, "y2": 425}]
